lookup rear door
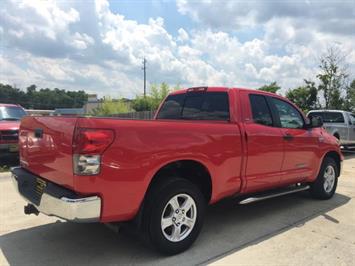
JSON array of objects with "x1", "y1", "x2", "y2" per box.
[
  {"x1": 269, "y1": 97, "x2": 319, "y2": 185},
  {"x1": 241, "y1": 92, "x2": 284, "y2": 193}
]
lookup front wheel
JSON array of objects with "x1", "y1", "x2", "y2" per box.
[
  {"x1": 310, "y1": 157, "x2": 338, "y2": 199},
  {"x1": 143, "y1": 178, "x2": 206, "y2": 255}
]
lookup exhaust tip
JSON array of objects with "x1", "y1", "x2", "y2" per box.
[{"x1": 24, "y1": 204, "x2": 39, "y2": 216}]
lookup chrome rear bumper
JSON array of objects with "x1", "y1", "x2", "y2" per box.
[{"x1": 11, "y1": 167, "x2": 101, "y2": 222}]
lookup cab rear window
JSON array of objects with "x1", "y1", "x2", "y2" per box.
[{"x1": 157, "y1": 92, "x2": 230, "y2": 121}]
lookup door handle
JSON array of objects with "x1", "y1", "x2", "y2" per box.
[{"x1": 283, "y1": 134, "x2": 294, "y2": 141}]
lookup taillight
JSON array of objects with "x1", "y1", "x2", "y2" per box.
[{"x1": 73, "y1": 128, "x2": 114, "y2": 175}]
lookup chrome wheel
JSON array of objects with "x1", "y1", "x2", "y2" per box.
[
  {"x1": 324, "y1": 165, "x2": 336, "y2": 193},
  {"x1": 161, "y1": 193, "x2": 197, "y2": 242}
]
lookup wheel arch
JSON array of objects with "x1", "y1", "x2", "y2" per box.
[
  {"x1": 323, "y1": 150, "x2": 342, "y2": 177},
  {"x1": 133, "y1": 159, "x2": 213, "y2": 228},
  {"x1": 146, "y1": 160, "x2": 213, "y2": 203}
]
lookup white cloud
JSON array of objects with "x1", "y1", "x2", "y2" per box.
[
  {"x1": 177, "y1": 28, "x2": 189, "y2": 42},
  {"x1": 2, "y1": 0, "x2": 79, "y2": 40},
  {"x1": 0, "y1": 0, "x2": 354, "y2": 99},
  {"x1": 176, "y1": 0, "x2": 355, "y2": 36},
  {"x1": 70, "y1": 33, "x2": 95, "y2": 50}
]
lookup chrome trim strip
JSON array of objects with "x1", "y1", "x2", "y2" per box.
[{"x1": 239, "y1": 185, "x2": 310, "y2": 205}]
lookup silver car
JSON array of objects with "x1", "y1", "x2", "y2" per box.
[{"x1": 307, "y1": 110, "x2": 355, "y2": 147}]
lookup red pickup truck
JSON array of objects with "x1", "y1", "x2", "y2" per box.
[
  {"x1": 11, "y1": 87, "x2": 342, "y2": 254},
  {"x1": 0, "y1": 104, "x2": 27, "y2": 157}
]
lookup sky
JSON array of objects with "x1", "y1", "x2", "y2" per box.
[{"x1": 0, "y1": 0, "x2": 354, "y2": 98}]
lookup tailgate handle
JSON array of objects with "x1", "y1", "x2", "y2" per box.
[{"x1": 34, "y1": 128, "x2": 43, "y2": 139}]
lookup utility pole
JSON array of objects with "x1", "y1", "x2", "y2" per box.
[{"x1": 142, "y1": 58, "x2": 147, "y2": 97}]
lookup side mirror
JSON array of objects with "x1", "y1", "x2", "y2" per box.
[{"x1": 306, "y1": 116, "x2": 323, "y2": 128}]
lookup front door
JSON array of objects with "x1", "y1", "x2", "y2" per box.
[{"x1": 269, "y1": 97, "x2": 319, "y2": 185}]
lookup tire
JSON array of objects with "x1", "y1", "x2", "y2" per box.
[
  {"x1": 142, "y1": 177, "x2": 206, "y2": 255},
  {"x1": 310, "y1": 157, "x2": 338, "y2": 200}
]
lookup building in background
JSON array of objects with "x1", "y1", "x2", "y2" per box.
[
  {"x1": 26, "y1": 109, "x2": 54, "y2": 116},
  {"x1": 84, "y1": 94, "x2": 101, "y2": 114},
  {"x1": 53, "y1": 108, "x2": 84, "y2": 116}
]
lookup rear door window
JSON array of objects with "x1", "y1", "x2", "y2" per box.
[
  {"x1": 157, "y1": 92, "x2": 230, "y2": 121},
  {"x1": 249, "y1": 94, "x2": 273, "y2": 126}
]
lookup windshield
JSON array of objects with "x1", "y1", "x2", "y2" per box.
[{"x1": 0, "y1": 106, "x2": 27, "y2": 121}]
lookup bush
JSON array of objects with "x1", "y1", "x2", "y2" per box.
[
  {"x1": 132, "y1": 83, "x2": 172, "y2": 111},
  {"x1": 91, "y1": 97, "x2": 131, "y2": 116}
]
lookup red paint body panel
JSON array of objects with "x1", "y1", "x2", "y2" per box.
[
  {"x1": 18, "y1": 88, "x2": 343, "y2": 223},
  {"x1": 76, "y1": 118, "x2": 243, "y2": 222},
  {"x1": 19, "y1": 117, "x2": 77, "y2": 188}
]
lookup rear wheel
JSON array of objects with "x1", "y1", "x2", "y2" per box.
[
  {"x1": 310, "y1": 157, "x2": 338, "y2": 199},
  {"x1": 143, "y1": 177, "x2": 206, "y2": 255}
]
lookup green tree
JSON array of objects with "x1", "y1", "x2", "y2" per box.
[
  {"x1": 132, "y1": 83, "x2": 172, "y2": 111},
  {"x1": 286, "y1": 80, "x2": 318, "y2": 112},
  {"x1": 150, "y1": 82, "x2": 170, "y2": 109},
  {"x1": 316, "y1": 47, "x2": 348, "y2": 109},
  {"x1": 91, "y1": 97, "x2": 131, "y2": 116},
  {"x1": 0, "y1": 83, "x2": 27, "y2": 106},
  {"x1": 344, "y1": 79, "x2": 355, "y2": 112},
  {"x1": 0, "y1": 83, "x2": 88, "y2": 109},
  {"x1": 258, "y1": 82, "x2": 281, "y2": 94},
  {"x1": 131, "y1": 96, "x2": 153, "y2": 112},
  {"x1": 26, "y1": 84, "x2": 36, "y2": 95}
]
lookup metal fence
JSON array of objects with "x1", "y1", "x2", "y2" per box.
[
  {"x1": 109, "y1": 110, "x2": 156, "y2": 120},
  {"x1": 25, "y1": 109, "x2": 157, "y2": 120}
]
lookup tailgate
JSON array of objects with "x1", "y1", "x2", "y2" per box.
[{"x1": 19, "y1": 116, "x2": 77, "y2": 190}]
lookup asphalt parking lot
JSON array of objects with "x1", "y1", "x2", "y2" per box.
[{"x1": 1, "y1": 152, "x2": 355, "y2": 265}]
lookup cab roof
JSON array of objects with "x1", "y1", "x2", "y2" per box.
[{"x1": 170, "y1": 86, "x2": 278, "y2": 97}]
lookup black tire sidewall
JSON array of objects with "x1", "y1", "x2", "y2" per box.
[
  {"x1": 146, "y1": 178, "x2": 206, "y2": 255},
  {"x1": 311, "y1": 157, "x2": 338, "y2": 199}
]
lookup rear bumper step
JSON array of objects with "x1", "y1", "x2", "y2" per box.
[
  {"x1": 11, "y1": 167, "x2": 101, "y2": 222},
  {"x1": 238, "y1": 185, "x2": 310, "y2": 205}
]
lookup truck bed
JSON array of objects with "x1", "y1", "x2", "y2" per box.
[{"x1": 19, "y1": 116, "x2": 243, "y2": 221}]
